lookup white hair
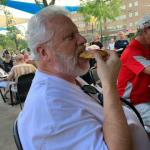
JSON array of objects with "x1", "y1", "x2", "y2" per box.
[{"x1": 26, "y1": 5, "x2": 69, "y2": 60}]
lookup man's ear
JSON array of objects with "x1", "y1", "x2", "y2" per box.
[
  {"x1": 143, "y1": 27, "x2": 149, "y2": 33},
  {"x1": 36, "y1": 46, "x2": 49, "y2": 61}
]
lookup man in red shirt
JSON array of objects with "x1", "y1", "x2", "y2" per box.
[{"x1": 117, "y1": 15, "x2": 150, "y2": 133}]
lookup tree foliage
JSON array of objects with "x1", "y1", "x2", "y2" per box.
[
  {"x1": 0, "y1": 0, "x2": 27, "y2": 51},
  {"x1": 0, "y1": 0, "x2": 7, "y2": 5},
  {"x1": 0, "y1": 34, "x2": 27, "y2": 51},
  {"x1": 78, "y1": 0, "x2": 122, "y2": 38},
  {"x1": 79, "y1": 0, "x2": 121, "y2": 21}
]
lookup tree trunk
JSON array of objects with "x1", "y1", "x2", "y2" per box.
[
  {"x1": 43, "y1": 0, "x2": 48, "y2": 6},
  {"x1": 49, "y1": 0, "x2": 55, "y2": 5},
  {"x1": 103, "y1": 18, "x2": 108, "y2": 36},
  {"x1": 14, "y1": 35, "x2": 18, "y2": 50},
  {"x1": 42, "y1": 0, "x2": 55, "y2": 6},
  {"x1": 99, "y1": 20, "x2": 103, "y2": 44}
]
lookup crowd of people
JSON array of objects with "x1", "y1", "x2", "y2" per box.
[
  {"x1": 0, "y1": 5, "x2": 149, "y2": 150},
  {"x1": 0, "y1": 49, "x2": 37, "y2": 104}
]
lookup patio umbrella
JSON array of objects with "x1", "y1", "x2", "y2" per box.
[
  {"x1": 0, "y1": 3, "x2": 33, "y2": 29},
  {"x1": 0, "y1": 14, "x2": 29, "y2": 28},
  {"x1": 0, "y1": 0, "x2": 80, "y2": 32}
]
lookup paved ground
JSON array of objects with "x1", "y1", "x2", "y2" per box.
[{"x1": 0, "y1": 98, "x2": 20, "y2": 150}]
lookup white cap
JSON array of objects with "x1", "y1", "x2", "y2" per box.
[{"x1": 137, "y1": 15, "x2": 150, "y2": 29}]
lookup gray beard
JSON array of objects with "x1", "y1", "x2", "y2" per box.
[{"x1": 53, "y1": 52, "x2": 89, "y2": 77}]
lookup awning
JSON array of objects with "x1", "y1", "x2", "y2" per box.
[{"x1": 0, "y1": 0, "x2": 80, "y2": 32}]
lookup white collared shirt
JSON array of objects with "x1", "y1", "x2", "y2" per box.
[{"x1": 18, "y1": 70, "x2": 150, "y2": 150}]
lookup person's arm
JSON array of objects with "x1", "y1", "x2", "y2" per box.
[
  {"x1": 94, "y1": 51, "x2": 132, "y2": 150},
  {"x1": 143, "y1": 65, "x2": 150, "y2": 75},
  {"x1": 129, "y1": 55, "x2": 150, "y2": 75},
  {"x1": 7, "y1": 68, "x2": 14, "y2": 81}
]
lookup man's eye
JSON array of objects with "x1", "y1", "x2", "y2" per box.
[{"x1": 68, "y1": 33, "x2": 74, "y2": 40}]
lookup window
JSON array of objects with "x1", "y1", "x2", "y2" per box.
[
  {"x1": 134, "y1": 1, "x2": 138, "y2": 6},
  {"x1": 116, "y1": 25, "x2": 120, "y2": 29},
  {"x1": 116, "y1": 25, "x2": 122, "y2": 29},
  {"x1": 72, "y1": 18, "x2": 77, "y2": 22},
  {"x1": 79, "y1": 23, "x2": 85, "y2": 28},
  {"x1": 108, "y1": 19, "x2": 113, "y2": 23},
  {"x1": 129, "y1": 23, "x2": 133, "y2": 27},
  {"x1": 135, "y1": 21, "x2": 138, "y2": 25},
  {"x1": 135, "y1": 12, "x2": 138, "y2": 16},
  {"x1": 116, "y1": 16, "x2": 120, "y2": 20},
  {"x1": 121, "y1": 5, "x2": 126, "y2": 10},
  {"x1": 108, "y1": 26, "x2": 113, "y2": 30},
  {"x1": 116, "y1": 15, "x2": 126, "y2": 20},
  {"x1": 122, "y1": 15, "x2": 126, "y2": 20},
  {"x1": 129, "y1": 13, "x2": 133, "y2": 17},
  {"x1": 129, "y1": 3, "x2": 132, "y2": 7}
]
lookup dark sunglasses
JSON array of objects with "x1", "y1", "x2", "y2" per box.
[{"x1": 81, "y1": 85, "x2": 103, "y2": 106}]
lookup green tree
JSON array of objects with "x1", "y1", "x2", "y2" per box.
[
  {"x1": 1, "y1": 1, "x2": 25, "y2": 50},
  {"x1": 0, "y1": 34, "x2": 27, "y2": 52},
  {"x1": 0, "y1": 0, "x2": 56, "y2": 52},
  {"x1": 78, "y1": 0, "x2": 122, "y2": 42},
  {"x1": 0, "y1": 0, "x2": 7, "y2": 5},
  {"x1": 3, "y1": 8, "x2": 22, "y2": 49}
]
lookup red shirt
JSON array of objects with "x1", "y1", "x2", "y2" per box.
[{"x1": 117, "y1": 39, "x2": 150, "y2": 105}]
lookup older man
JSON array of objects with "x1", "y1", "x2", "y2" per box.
[
  {"x1": 6, "y1": 54, "x2": 36, "y2": 103},
  {"x1": 117, "y1": 15, "x2": 150, "y2": 134},
  {"x1": 18, "y1": 6, "x2": 150, "y2": 150}
]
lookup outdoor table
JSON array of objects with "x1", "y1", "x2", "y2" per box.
[{"x1": 0, "y1": 79, "x2": 15, "y2": 105}]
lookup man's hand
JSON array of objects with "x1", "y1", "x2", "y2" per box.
[
  {"x1": 94, "y1": 50, "x2": 121, "y2": 88},
  {"x1": 93, "y1": 51, "x2": 132, "y2": 150}
]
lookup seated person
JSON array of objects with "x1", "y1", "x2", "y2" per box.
[
  {"x1": 21, "y1": 48, "x2": 38, "y2": 68},
  {"x1": 7, "y1": 54, "x2": 36, "y2": 82},
  {"x1": 2, "y1": 50, "x2": 13, "y2": 73},
  {"x1": 17, "y1": 6, "x2": 150, "y2": 150},
  {"x1": 6, "y1": 54, "x2": 36, "y2": 103}
]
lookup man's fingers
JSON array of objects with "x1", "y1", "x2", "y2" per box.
[{"x1": 93, "y1": 50, "x2": 104, "y2": 63}]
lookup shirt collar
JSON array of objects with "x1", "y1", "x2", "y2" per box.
[{"x1": 130, "y1": 39, "x2": 150, "y2": 50}]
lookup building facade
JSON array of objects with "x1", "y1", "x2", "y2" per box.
[
  {"x1": 69, "y1": 0, "x2": 150, "y2": 37},
  {"x1": 107, "y1": 0, "x2": 150, "y2": 35}
]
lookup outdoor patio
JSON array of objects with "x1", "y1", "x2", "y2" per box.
[{"x1": 0, "y1": 98, "x2": 20, "y2": 150}]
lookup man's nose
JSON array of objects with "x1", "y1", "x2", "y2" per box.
[{"x1": 76, "y1": 33, "x2": 87, "y2": 45}]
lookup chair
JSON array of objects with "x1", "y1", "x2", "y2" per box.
[
  {"x1": 121, "y1": 98, "x2": 145, "y2": 127},
  {"x1": 90, "y1": 67, "x2": 102, "y2": 86},
  {"x1": 13, "y1": 118, "x2": 23, "y2": 150},
  {"x1": 82, "y1": 67, "x2": 101, "y2": 86},
  {"x1": 78, "y1": 77, "x2": 145, "y2": 128},
  {"x1": 10, "y1": 73, "x2": 35, "y2": 109}
]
